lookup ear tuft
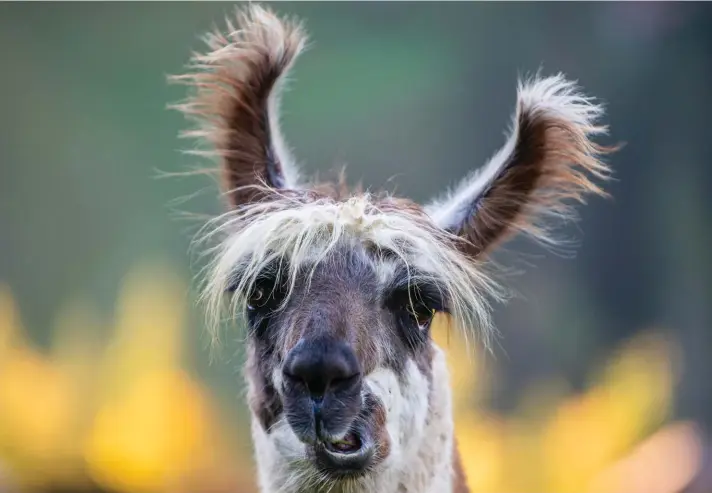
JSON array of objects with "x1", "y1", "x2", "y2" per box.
[
  {"x1": 425, "y1": 73, "x2": 618, "y2": 256},
  {"x1": 169, "y1": 4, "x2": 307, "y2": 208}
]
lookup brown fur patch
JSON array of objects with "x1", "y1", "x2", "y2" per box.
[
  {"x1": 365, "y1": 392, "x2": 391, "y2": 468},
  {"x1": 245, "y1": 343, "x2": 283, "y2": 432},
  {"x1": 169, "y1": 5, "x2": 307, "y2": 208}
]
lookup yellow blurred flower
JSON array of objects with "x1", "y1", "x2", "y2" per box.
[
  {"x1": 436, "y1": 315, "x2": 688, "y2": 493},
  {"x1": 541, "y1": 331, "x2": 678, "y2": 492},
  {"x1": 431, "y1": 314, "x2": 491, "y2": 411},
  {"x1": 0, "y1": 264, "x2": 249, "y2": 493},
  {"x1": 0, "y1": 285, "x2": 82, "y2": 487},
  {"x1": 587, "y1": 421, "x2": 703, "y2": 493},
  {"x1": 455, "y1": 412, "x2": 506, "y2": 493},
  {"x1": 84, "y1": 369, "x2": 219, "y2": 493},
  {"x1": 81, "y1": 262, "x2": 235, "y2": 493}
]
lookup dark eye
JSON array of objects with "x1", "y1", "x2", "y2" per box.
[
  {"x1": 247, "y1": 287, "x2": 265, "y2": 311},
  {"x1": 405, "y1": 301, "x2": 436, "y2": 330}
]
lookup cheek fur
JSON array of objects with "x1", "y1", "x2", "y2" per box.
[
  {"x1": 364, "y1": 360, "x2": 431, "y2": 463},
  {"x1": 250, "y1": 412, "x2": 310, "y2": 491}
]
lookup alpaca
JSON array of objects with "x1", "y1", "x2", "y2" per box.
[{"x1": 171, "y1": 5, "x2": 616, "y2": 493}]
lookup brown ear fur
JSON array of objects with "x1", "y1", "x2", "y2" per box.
[
  {"x1": 462, "y1": 104, "x2": 618, "y2": 256},
  {"x1": 170, "y1": 5, "x2": 307, "y2": 208},
  {"x1": 426, "y1": 75, "x2": 619, "y2": 258}
]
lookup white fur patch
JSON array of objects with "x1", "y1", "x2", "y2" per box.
[
  {"x1": 251, "y1": 417, "x2": 312, "y2": 493},
  {"x1": 364, "y1": 362, "x2": 430, "y2": 468}
]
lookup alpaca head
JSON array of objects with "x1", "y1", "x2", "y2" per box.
[{"x1": 172, "y1": 4, "x2": 616, "y2": 490}]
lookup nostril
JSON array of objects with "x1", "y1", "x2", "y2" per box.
[
  {"x1": 283, "y1": 338, "x2": 362, "y2": 399},
  {"x1": 329, "y1": 373, "x2": 361, "y2": 391}
]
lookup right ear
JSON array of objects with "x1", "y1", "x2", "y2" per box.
[
  {"x1": 424, "y1": 74, "x2": 617, "y2": 257},
  {"x1": 170, "y1": 5, "x2": 307, "y2": 208}
]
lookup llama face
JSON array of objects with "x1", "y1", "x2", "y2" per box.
[
  {"x1": 210, "y1": 194, "x2": 492, "y2": 481},
  {"x1": 241, "y1": 239, "x2": 435, "y2": 478}
]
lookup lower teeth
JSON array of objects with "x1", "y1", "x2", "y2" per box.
[{"x1": 330, "y1": 433, "x2": 359, "y2": 452}]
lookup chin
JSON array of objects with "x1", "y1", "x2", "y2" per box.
[{"x1": 291, "y1": 392, "x2": 389, "y2": 480}]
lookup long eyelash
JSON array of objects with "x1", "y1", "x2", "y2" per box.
[
  {"x1": 415, "y1": 286, "x2": 445, "y2": 312},
  {"x1": 227, "y1": 256, "x2": 289, "y2": 296},
  {"x1": 385, "y1": 264, "x2": 449, "y2": 313},
  {"x1": 400, "y1": 283, "x2": 446, "y2": 313}
]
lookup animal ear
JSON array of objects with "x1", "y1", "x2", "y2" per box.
[
  {"x1": 171, "y1": 5, "x2": 307, "y2": 208},
  {"x1": 424, "y1": 74, "x2": 618, "y2": 257}
]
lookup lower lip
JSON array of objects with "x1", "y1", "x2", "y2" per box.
[{"x1": 313, "y1": 428, "x2": 375, "y2": 475}]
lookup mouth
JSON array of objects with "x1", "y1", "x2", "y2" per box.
[
  {"x1": 312, "y1": 423, "x2": 375, "y2": 477},
  {"x1": 324, "y1": 430, "x2": 361, "y2": 454}
]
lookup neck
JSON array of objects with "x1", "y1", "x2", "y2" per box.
[{"x1": 249, "y1": 345, "x2": 470, "y2": 493}]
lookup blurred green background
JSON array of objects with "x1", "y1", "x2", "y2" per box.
[{"x1": 1, "y1": 2, "x2": 711, "y2": 492}]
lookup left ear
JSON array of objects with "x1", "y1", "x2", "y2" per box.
[
  {"x1": 170, "y1": 5, "x2": 307, "y2": 209},
  {"x1": 424, "y1": 74, "x2": 618, "y2": 257}
]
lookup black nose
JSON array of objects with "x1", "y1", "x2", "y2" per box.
[{"x1": 283, "y1": 337, "x2": 362, "y2": 399}]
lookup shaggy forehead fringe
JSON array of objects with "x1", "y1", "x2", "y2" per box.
[{"x1": 196, "y1": 190, "x2": 505, "y2": 350}]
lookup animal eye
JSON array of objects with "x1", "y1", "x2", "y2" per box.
[
  {"x1": 406, "y1": 302, "x2": 436, "y2": 330},
  {"x1": 247, "y1": 287, "x2": 267, "y2": 311}
]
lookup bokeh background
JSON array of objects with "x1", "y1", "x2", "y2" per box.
[{"x1": 1, "y1": 2, "x2": 711, "y2": 492}]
